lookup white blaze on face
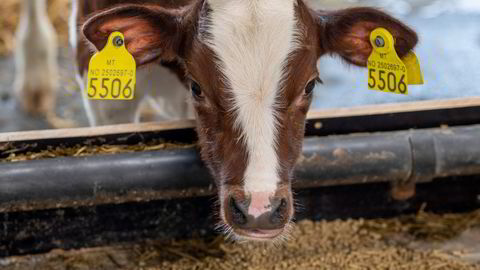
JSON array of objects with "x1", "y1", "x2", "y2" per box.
[{"x1": 206, "y1": 0, "x2": 299, "y2": 195}]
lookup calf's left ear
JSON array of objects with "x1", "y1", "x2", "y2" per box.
[{"x1": 315, "y1": 8, "x2": 418, "y2": 66}]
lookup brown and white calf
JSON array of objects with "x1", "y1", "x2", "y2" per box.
[{"x1": 72, "y1": 0, "x2": 418, "y2": 241}]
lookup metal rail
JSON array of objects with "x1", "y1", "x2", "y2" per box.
[
  {"x1": 1, "y1": 176, "x2": 479, "y2": 257},
  {"x1": 1, "y1": 125, "x2": 480, "y2": 212}
]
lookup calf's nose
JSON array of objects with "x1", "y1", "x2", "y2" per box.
[{"x1": 228, "y1": 193, "x2": 289, "y2": 230}]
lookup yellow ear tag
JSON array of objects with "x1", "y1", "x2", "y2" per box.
[
  {"x1": 367, "y1": 28, "x2": 409, "y2": 95},
  {"x1": 87, "y1": 32, "x2": 136, "y2": 100},
  {"x1": 402, "y1": 51, "x2": 424, "y2": 85}
]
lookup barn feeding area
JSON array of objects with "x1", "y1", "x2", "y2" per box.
[
  {"x1": 1, "y1": 127, "x2": 480, "y2": 269},
  {"x1": 1, "y1": 0, "x2": 480, "y2": 269},
  {"x1": 2, "y1": 211, "x2": 480, "y2": 269}
]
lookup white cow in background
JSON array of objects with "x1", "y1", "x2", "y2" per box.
[{"x1": 14, "y1": 0, "x2": 72, "y2": 128}]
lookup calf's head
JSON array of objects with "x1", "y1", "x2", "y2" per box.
[{"x1": 83, "y1": 0, "x2": 417, "y2": 241}]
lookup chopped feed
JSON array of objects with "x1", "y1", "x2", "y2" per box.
[{"x1": 2, "y1": 210, "x2": 479, "y2": 270}]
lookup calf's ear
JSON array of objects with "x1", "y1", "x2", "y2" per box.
[
  {"x1": 82, "y1": 4, "x2": 193, "y2": 66},
  {"x1": 315, "y1": 8, "x2": 418, "y2": 66}
]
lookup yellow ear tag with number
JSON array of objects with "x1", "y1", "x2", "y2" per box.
[
  {"x1": 367, "y1": 28, "x2": 409, "y2": 95},
  {"x1": 87, "y1": 32, "x2": 136, "y2": 100}
]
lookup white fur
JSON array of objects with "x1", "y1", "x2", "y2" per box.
[
  {"x1": 206, "y1": 0, "x2": 299, "y2": 195},
  {"x1": 69, "y1": 0, "x2": 78, "y2": 50},
  {"x1": 14, "y1": 0, "x2": 58, "y2": 114}
]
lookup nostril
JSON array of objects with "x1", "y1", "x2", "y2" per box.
[
  {"x1": 229, "y1": 197, "x2": 247, "y2": 226},
  {"x1": 270, "y1": 198, "x2": 288, "y2": 225}
]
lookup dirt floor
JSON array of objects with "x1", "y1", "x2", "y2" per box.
[{"x1": 1, "y1": 210, "x2": 479, "y2": 270}]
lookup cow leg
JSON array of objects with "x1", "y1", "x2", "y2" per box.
[{"x1": 14, "y1": 0, "x2": 58, "y2": 119}]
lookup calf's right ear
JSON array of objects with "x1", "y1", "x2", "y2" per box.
[{"x1": 82, "y1": 4, "x2": 192, "y2": 66}]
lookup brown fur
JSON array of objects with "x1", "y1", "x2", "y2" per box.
[{"x1": 75, "y1": 0, "x2": 193, "y2": 74}]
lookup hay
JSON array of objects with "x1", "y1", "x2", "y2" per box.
[
  {"x1": 3, "y1": 210, "x2": 480, "y2": 270},
  {"x1": 150, "y1": 210, "x2": 480, "y2": 270},
  {"x1": 0, "y1": 0, "x2": 70, "y2": 56},
  {"x1": 1, "y1": 140, "x2": 194, "y2": 162}
]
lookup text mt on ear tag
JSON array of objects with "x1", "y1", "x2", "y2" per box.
[
  {"x1": 87, "y1": 32, "x2": 136, "y2": 100},
  {"x1": 367, "y1": 28, "x2": 408, "y2": 95}
]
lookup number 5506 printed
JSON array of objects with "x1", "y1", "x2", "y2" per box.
[{"x1": 88, "y1": 76, "x2": 135, "y2": 100}]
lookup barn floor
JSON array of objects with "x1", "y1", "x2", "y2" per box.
[{"x1": 2, "y1": 210, "x2": 479, "y2": 270}]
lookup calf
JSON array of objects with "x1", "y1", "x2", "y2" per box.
[{"x1": 74, "y1": 0, "x2": 417, "y2": 241}]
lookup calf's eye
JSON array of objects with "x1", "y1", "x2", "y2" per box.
[
  {"x1": 191, "y1": 81, "x2": 203, "y2": 99},
  {"x1": 304, "y1": 79, "x2": 317, "y2": 96}
]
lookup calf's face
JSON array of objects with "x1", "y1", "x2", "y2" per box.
[{"x1": 83, "y1": 0, "x2": 417, "y2": 241}]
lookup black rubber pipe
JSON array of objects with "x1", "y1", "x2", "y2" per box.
[
  {"x1": 2, "y1": 176, "x2": 480, "y2": 258},
  {"x1": 1, "y1": 125, "x2": 480, "y2": 212}
]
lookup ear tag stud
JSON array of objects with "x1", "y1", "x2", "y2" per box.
[
  {"x1": 87, "y1": 32, "x2": 136, "y2": 100},
  {"x1": 367, "y1": 28, "x2": 422, "y2": 95}
]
